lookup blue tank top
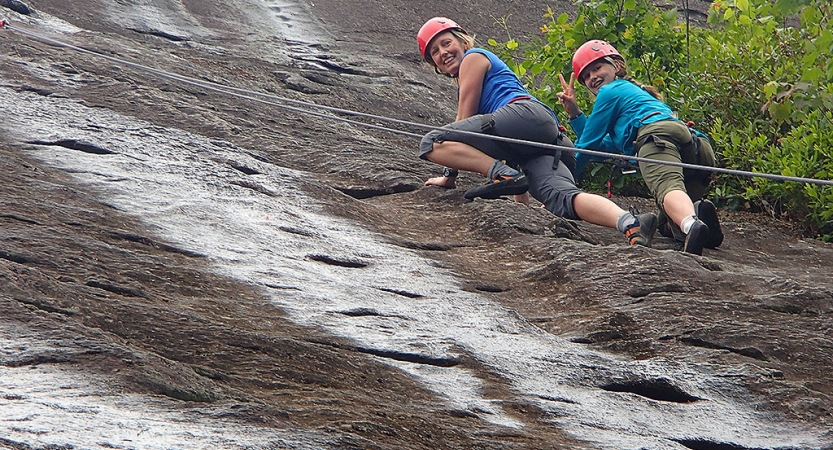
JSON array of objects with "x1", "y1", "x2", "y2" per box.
[{"x1": 462, "y1": 48, "x2": 529, "y2": 114}]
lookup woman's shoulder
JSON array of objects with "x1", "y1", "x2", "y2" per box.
[
  {"x1": 595, "y1": 79, "x2": 631, "y2": 102},
  {"x1": 599, "y1": 79, "x2": 654, "y2": 100}
]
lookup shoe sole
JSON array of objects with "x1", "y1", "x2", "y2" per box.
[
  {"x1": 464, "y1": 175, "x2": 529, "y2": 200},
  {"x1": 695, "y1": 200, "x2": 723, "y2": 248},
  {"x1": 683, "y1": 221, "x2": 709, "y2": 255}
]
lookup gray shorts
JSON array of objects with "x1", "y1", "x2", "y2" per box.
[
  {"x1": 419, "y1": 100, "x2": 561, "y2": 164},
  {"x1": 520, "y1": 146, "x2": 581, "y2": 220}
]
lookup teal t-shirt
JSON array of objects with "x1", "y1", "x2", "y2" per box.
[{"x1": 569, "y1": 78, "x2": 679, "y2": 176}]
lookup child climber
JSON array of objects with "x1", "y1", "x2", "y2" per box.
[
  {"x1": 416, "y1": 18, "x2": 657, "y2": 246},
  {"x1": 556, "y1": 40, "x2": 723, "y2": 255}
]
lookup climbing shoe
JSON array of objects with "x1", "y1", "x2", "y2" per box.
[
  {"x1": 682, "y1": 220, "x2": 709, "y2": 255},
  {"x1": 464, "y1": 173, "x2": 529, "y2": 200},
  {"x1": 624, "y1": 212, "x2": 658, "y2": 247},
  {"x1": 694, "y1": 199, "x2": 723, "y2": 249}
]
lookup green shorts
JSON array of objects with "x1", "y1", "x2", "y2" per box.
[{"x1": 635, "y1": 120, "x2": 716, "y2": 211}]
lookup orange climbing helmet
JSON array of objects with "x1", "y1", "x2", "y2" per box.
[
  {"x1": 572, "y1": 40, "x2": 624, "y2": 81},
  {"x1": 417, "y1": 17, "x2": 464, "y2": 61}
]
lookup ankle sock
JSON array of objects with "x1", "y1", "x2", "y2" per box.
[
  {"x1": 680, "y1": 214, "x2": 697, "y2": 234},
  {"x1": 616, "y1": 212, "x2": 639, "y2": 234},
  {"x1": 487, "y1": 160, "x2": 519, "y2": 180}
]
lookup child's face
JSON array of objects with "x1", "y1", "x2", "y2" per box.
[
  {"x1": 428, "y1": 31, "x2": 466, "y2": 76},
  {"x1": 580, "y1": 60, "x2": 617, "y2": 95}
]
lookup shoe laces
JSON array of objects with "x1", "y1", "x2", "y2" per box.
[
  {"x1": 624, "y1": 226, "x2": 644, "y2": 246},
  {"x1": 491, "y1": 173, "x2": 519, "y2": 184}
]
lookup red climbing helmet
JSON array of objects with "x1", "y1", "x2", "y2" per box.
[
  {"x1": 417, "y1": 17, "x2": 464, "y2": 61},
  {"x1": 572, "y1": 40, "x2": 624, "y2": 81}
]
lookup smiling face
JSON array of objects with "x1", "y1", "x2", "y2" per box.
[
  {"x1": 427, "y1": 31, "x2": 468, "y2": 77},
  {"x1": 580, "y1": 58, "x2": 618, "y2": 95}
]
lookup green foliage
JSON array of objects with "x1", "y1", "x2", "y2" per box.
[
  {"x1": 488, "y1": 0, "x2": 833, "y2": 239},
  {"x1": 748, "y1": 110, "x2": 833, "y2": 238}
]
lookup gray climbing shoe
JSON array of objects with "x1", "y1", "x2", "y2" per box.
[
  {"x1": 625, "y1": 212, "x2": 658, "y2": 247},
  {"x1": 683, "y1": 220, "x2": 709, "y2": 255},
  {"x1": 694, "y1": 199, "x2": 723, "y2": 249}
]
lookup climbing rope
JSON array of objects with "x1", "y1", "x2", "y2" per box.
[{"x1": 4, "y1": 21, "x2": 833, "y2": 187}]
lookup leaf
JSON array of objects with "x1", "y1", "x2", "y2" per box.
[
  {"x1": 801, "y1": 67, "x2": 824, "y2": 82},
  {"x1": 768, "y1": 101, "x2": 790, "y2": 123},
  {"x1": 723, "y1": 8, "x2": 735, "y2": 22},
  {"x1": 487, "y1": 38, "x2": 498, "y2": 47},
  {"x1": 763, "y1": 81, "x2": 779, "y2": 99}
]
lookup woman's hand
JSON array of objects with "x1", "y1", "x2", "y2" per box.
[
  {"x1": 424, "y1": 176, "x2": 457, "y2": 189},
  {"x1": 556, "y1": 73, "x2": 581, "y2": 119}
]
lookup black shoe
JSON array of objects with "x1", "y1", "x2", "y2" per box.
[
  {"x1": 683, "y1": 220, "x2": 709, "y2": 255},
  {"x1": 625, "y1": 213, "x2": 658, "y2": 246},
  {"x1": 464, "y1": 173, "x2": 529, "y2": 200},
  {"x1": 694, "y1": 199, "x2": 723, "y2": 248}
]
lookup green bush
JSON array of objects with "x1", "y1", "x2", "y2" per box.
[{"x1": 750, "y1": 110, "x2": 833, "y2": 239}]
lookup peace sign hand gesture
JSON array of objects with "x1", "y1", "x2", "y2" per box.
[{"x1": 556, "y1": 73, "x2": 581, "y2": 120}]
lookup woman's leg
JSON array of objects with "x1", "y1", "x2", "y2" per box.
[
  {"x1": 572, "y1": 192, "x2": 627, "y2": 228},
  {"x1": 662, "y1": 190, "x2": 696, "y2": 230},
  {"x1": 425, "y1": 140, "x2": 495, "y2": 176},
  {"x1": 572, "y1": 192, "x2": 657, "y2": 246},
  {"x1": 637, "y1": 127, "x2": 709, "y2": 254},
  {"x1": 521, "y1": 154, "x2": 581, "y2": 219},
  {"x1": 419, "y1": 115, "x2": 521, "y2": 187},
  {"x1": 521, "y1": 155, "x2": 656, "y2": 245}
]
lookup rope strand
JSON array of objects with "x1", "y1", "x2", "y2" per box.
[{"x1": 5, "y1": 22, "x2": 833, "y2": 187}]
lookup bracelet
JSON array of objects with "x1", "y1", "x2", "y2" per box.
[
  {"x1": 443, "y1": 167, "x2": 459, "y2": 178},
  {"x1": 569, "y1": 111, "x2": 582, "y2": 120}
]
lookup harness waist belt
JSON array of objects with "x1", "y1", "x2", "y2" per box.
[
  {"x1": 639, "y1": 111, "x2": 662, "y2": 122},
  {"x1": 507, "y1": 95, "x2": 532, "y2": 104}
]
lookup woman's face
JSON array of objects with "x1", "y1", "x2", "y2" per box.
[
  {"x1": 428, "y1": 31, "x2": 466, "y2": 77},
  {"x1": 580, "y1": 59, "x2": 617, "y2": 95}
]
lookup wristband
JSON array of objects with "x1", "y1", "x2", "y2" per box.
[
  {"x1": 569, "y1": 111, "x2": 582, "y2": 120},
  {"x1": 443, "y1": 167, "x2": 459, "y2": 178}
]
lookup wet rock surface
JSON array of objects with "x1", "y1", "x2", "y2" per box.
[{"x1": 0, "y1": 0, "x2": 831, "y2": 449}]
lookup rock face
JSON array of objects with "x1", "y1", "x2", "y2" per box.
[
  {"x1": 0, "y1": 0, "x2": 30, "y2": 15},
  {"x1": 1, "y1": 0, "x2": 831, "y2": 449}
]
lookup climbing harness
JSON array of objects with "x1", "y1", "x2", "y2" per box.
[{"x1": 3, "y1": 22, "x2": 833, "y2": 188}]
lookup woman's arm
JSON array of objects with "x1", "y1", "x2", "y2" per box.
[
  {"x1": 455, "y1": 52, "x2": 490, "y2": 121},
  {"x1": 425, "y1": 54, "x2": 489, "y2": 190}
]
